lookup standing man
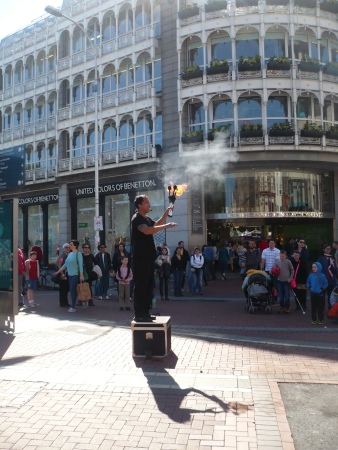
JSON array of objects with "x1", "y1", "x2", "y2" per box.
[
  {"x1": 261, "y1": 239, "x2": 280, "y2": 273},
  {"x1": 178, "y1": 240, "x2": 190, "y2": 290},
  {"x1": 94, "y1": 244, "x2": 112, "y2": 300},
  {"x1": 131, "y1": 195, "x2": 177, "y2": 322},
  {"x1": 246, "y1": 240, "x2": 261, "y2": 271}
]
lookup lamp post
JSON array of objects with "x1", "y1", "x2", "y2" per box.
[{"x1": 45, "y1": 5, "x2": 100, "y2": 250}]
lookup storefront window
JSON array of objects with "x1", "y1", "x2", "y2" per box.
[
  {"x1": 48, "y1": 203, "x2": 59, "y2": 264},
  {"x1": 28, "y1": 205, "x2": 43, "y2": 250},
  {"x1": 205, "y1": 171, "x2": 333, "y2": 215},
  {"x1": 18, "y1": 207, "x2": 24, "y2": 251},
  {"x1": 77, "y1": 197, "x2": 95, "y2": 248},
  {"x1": 105, "y1": 194, "x2": 131, "y2": 252}
]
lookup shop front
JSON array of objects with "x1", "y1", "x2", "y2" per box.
[
  {"x1": 18, "y1": 191, "x2": 59, "y2": 265},
  {"x1": 69, "y1": 175, "x2": 166, "y2": 254},
  {"x1": 205, "y1": 169, "x2": 334, "y2": 260}
]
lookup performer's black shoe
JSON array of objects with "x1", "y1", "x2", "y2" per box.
[{"x1": 133, "y1": 316, "x2": 154, "y2": 322}]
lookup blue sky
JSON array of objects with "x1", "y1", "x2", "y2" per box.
[{"x1": 0, "y1": 0, "x2": 62, "y2": 40}]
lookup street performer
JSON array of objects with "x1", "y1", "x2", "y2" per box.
[{"x1": 131, "y1": 194, "x2": 177, "y2": 322}]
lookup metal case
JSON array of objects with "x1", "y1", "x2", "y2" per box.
[{"x1": 132, "y1": 316, "x2": 172, "y2": 358}]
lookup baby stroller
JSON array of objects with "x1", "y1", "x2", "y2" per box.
[{"x1": 243, "y1": 271, "x2": 275, "y2": 314}]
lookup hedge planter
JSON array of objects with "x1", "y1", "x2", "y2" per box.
[
  {"x1": 326, "y1": 131, "x2": 338, "y2": 139},
  {"x1": 205, "y1": 1, "x2": 227, "y2": 12},
  {"x1": 240, "y1": 130, "x2": 263, "y2": 138},
  {"x1": 237, "y1": 0, "x2": 258, "y2": 6},
  {"x1": 181, "y1": 134, "x2": 204, "y2": 144},
  {"x1": 320, "y1": 1, "x2": 338, "y2": 13},
  {"x1": 178, "y1": 6, "x2": 200, "y2": 19},
  {"x1": 301, "y1": 130, "x2": 324, "y2": 138},
  {"x1": 323, "y1": 65, "x2": 338, "y2": 76},
  {"x1": 181, "y1": 69, "x2": 203, "y2": 80},
  {"x1": 294, "y1": 0, "x2": 316, "y2": 7},
  {"x1": 238, "y1": 62, "x2": 261, "y2": 72},
  {"x1": 269, "y1": 129, "x2": 295, "y2": 137},
  {"x1": 298, "y1": 62, "x2": 321, "y2": 73},
  {"x1": 267, "y1": 62, "x2": 291, "y2": 71},
  {"x1": 206, "y1": 65, "x2": 229, "y2": 75}
]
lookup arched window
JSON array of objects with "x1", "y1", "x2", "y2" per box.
[
  {"x1": 296, "y1": 94, "x2": 321, "y2": 129},
  {"x1": 293, "y1": 29, "x2": 318, "y2": 60},
  {"x1": 267, "y1": 95, "x2": 290, "y2": 128},
  {"x1": 135, "y1": 1, "x2": 151, "y2": 28},
  {"x1": 211, "y1": 97, "x2": 234, "y2": 130},
  {"x1": 14, "y1": 61, "x2": 23, "y2": 85},
  {"x1": 25, "y1": 55, "x2": 35, "y2": 81},
  {"x1": 59, "y1": 130, "x2": 70, "y2": 159},
  {"x1": 72, "y1": 128, "x2": 85, "y2": 157},
  {"x1": 118, "y1": 5, "x2": 133, "y2": 35},
  {"x1": 135, "y1": 54, "x2": 152, "y2": 84},
  {"x1": 5, "y1": 65, "x2": 12, "y2": 88},
  {"x1": 48, "y1": 46, "x2": 57, "y2": 71},
  {"x1": 47, "y1": 140, "x2": 57, "y2": 167},
  {"x1": 118, "y1": 60, "x2": 134, "y2": 90},
  {"x1": 36, "y1": 96, "x2": 45, "y2": 121},
  {"x1": 188, "y1": 101, "x2": 205, "y2": 132},
  {"x1": 238, "y1": 95, "x2": 262, "y2": 128},
  {"x1": 36, "y1": 143, "x2": 46, "y2": 169},
  {"x1": 73, "y1": 25, "x2": 85, "y2": 53},
  {"x1": 102, "y1": 121, "x2": 117, "y2": 152},
  {"x1": 13, "y1": 104, "x2": 22, "y2": 127},
  {"x1": 87, "y1": 18, "x2": 100, "y2": 46},
  {"x1": 186, "y1": 37, "x2": 203, "y2": 67},
  {"x1": 25, "y1": 100, "x2": 34, "y2": 124},
  {"x1": 48, "y1": 92, "x2": 57, "y2": 116},
  {"x1": 119, "y1": 118, "x2": 134, "y2": 148},
  {"x1": 265, "y1": 30, "x2": 288, "y2": 60},
  {"x1": 59, "y1": 30, "x2": 70, "y2": 59},
  {"x1": 86, "y1": 70, "x2": 99, "y2": 98},
  {"x1": 136, "y1": 113, "x2": 152, "y2": 146},
  {"x1": 25, "y1": 145, "x2": 33, "y2": 170},
  {"x1": 102, "y1": 11, "x2": 116, "y2": 42},
  {"x1": 210, "y1": 33, "x2": 232, "y2": 61},
  {"x1": 36, "y1": 50, "x2": 46, "y2": 76},
  {"x1": 4, "y1": 107, "x2": 11, "y2": 130},
  {"x1": 102, "y1": 65, "x2": 117, "y2": 94},
  {"x1": 320, "y1": 32, "x2": 338, "y2": 63},
  {"x1": 72, "y1": 75, "x2": 85, "y2": 103},
  {"x1": 59, "y1": 80, "x2": 70, "y2": 107},
  {"x1": 236, "y1": 29, "x2": 259, "y2": 60}
]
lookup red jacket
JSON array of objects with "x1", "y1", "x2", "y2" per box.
[{"x1": 18, "y1": 249, "x2": 25, "y2": 275}]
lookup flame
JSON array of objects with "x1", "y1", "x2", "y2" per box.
[{"x1": 168, "y1": 182, "x2": 188, "y2": 197}]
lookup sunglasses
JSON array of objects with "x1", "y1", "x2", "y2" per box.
[
  {"x1": 299, "y1": 241, "x2": 305, "y2": 243},
  {"x1": 84, "y1": 246, "x2": 90, "y2": 249}
]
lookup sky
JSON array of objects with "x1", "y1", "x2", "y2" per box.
[{"x1": 0, "y1": 0, "x2": 62, "y2": 41}]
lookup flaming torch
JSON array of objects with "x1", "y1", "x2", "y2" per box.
[{"x1": 167, "y1": 183, "x2": 188, "y2": 217}]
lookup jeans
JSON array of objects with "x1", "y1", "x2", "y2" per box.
[
  {"x1": 219, "y1": 261, "x2": 227, "y2": 276},
  {"x1": 159, "y1": 276, "x2": 169, "y2": 300},
  {"x1": 173, "y1": 270, "x2": 183, "y2": 296},
  {"x1": 97, "y1": 272, "x2": 109, "y2": 296},
  {"x1": 192, "y1": 268, "x2": 203, "y2": 293},
  {"x1": 69, "y1": 275, "x2": 79, "y2": 309},
  {"x1": 277, "y1": 280, "x2": 290, "y2": 308}
]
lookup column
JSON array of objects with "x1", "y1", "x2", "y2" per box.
[{"x1": 58, "y1": 184, "x2": 71, "y2": 246}]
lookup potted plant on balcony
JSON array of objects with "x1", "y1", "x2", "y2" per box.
[
  {"x1": 267, "y1": 56, "x2": 291, "y2": 71},
  {"x1": 323, "y1": 62, "x2": 338, "y2": 76},
  {"x1": 240, "y1": 122, "x2": 263, "y2": 138},
  {"x1": 300, "y1": 122, "x2": 324, "y2": 138},
  {"x1": 236, "y1": 0, "x2": 258, "y2": 7},
  {"x1": 178, "y1": 3, "x2": 200, "y2": 19},
  {"x1": 208, "y1": 124, "x2": 232, "y2": 140},
  {"x1": 325, "y1": 125, "x2": 338, "y2": 140},
  {"x1": 269, "y1": 121, "x2": 295, "y2": 137},
  {"x1": 181, "y1": 129, "x2": 204, "y2": 144},
  {"x1": 181, "y1": 65, "x2": 203, "y2": 80},
  {"x1": 238, "y1": 55, "x2": 261, "y2": 72},
  {"x1": 205, "y1": 0, "x2": 228, "y2": 12},
  {"x1": 320, "y1": 0, "x2": 338, "y2": 13},
  {"x1": 294, "y1": 0, "x2": 316, "y2": 7},
  {"x1": 206, "y1": 59, "x2": 229, "y2": 75},
  {"x1": 298, "y1": 56, "x2": 321, "y2": 73}
]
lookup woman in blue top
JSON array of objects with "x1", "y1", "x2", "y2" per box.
[{"x1": 54, "y1": 239, "x2": 84, "y2": 312}]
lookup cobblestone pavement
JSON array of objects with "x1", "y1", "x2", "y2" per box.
[{"x1": 0, "y1": 276, "x2": 337, "y2": 450}]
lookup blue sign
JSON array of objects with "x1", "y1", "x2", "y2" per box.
[{"x1": 0, "y1": 145, "x2": 25, "y2": 190}]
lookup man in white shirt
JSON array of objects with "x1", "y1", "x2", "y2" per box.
[
  {"x1": 190, "y1": 247, "x2": 204, "y2": 295},
  {"x1": 261, "y1": 239, "x2": 280, "y2": 273}
]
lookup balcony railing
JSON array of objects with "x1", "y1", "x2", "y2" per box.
[{"x1": 102, "y1": 38, "x2": 116, "y2": 55}]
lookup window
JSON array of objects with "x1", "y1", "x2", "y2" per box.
[
  {"x1": 25, "y1": 146, "x2": 33, "y2": 170},
  {"x1": 135, "y1": 2, "x2": 151, "y2": 28},
  {"x1": 102, "y1": 12, "x2": 116, "y2": 42},
  {"x1": 294, "y1": 32, "x2": 318, "y2": 60},
  {"x1": 119, "y1": 119, "x2": 134, "y2": 148},
  {"x1": 265, "y1": 32, "x2": 286, "y2": 59},
  {"x1": 238, "y1": 96, "x2": 262, "y2": 127},
  {"x1": 189, "y1": 103, "x2": 205, "y2": 132},
  {"x1": 87, "y1": 125, "x2": 101, "y2": 155},
  {"x1": 296, "y1": 96, "x2": 321, "y2": 128},
  {"x1": 135, "y1": 57, "x2": 152, "y2": 84},
  {"x1": 102, "y1": 121, "x2": 117, "y2": 152},
  {"x1": 73, "y1": 76, "x2": 85, "y2": 103},
  {"x1": 14, "y1": 62, "x2": 23, "y2": 85},
  {"x1": 187, "y1": 40, "x2": 204, "y2": 67},
  {"x1": 5, "y1": 65, "x2": 12, "y2": 88},
  {"x1": 36, "y1": 144, "x2": 46, "y2": 169},
  {"x1": 48, "y1": 203, "x2": 60, "y2": 265},
  {"x1": 102, "y1": 65, "x2": 117, "y2": 94},
  {"x1": 118, "y1": 8, "x2": 133, "y2": 35},
  {"x1": 155, "y1": 113, "x2": 162, "y2": 147},
  {"x1": 72, "y1": 129, "x2": 85, "y2": 157},
  {"x1": 118, "y1": 62, "x2": 134, "y2": 90},
  {"x1": 136, "y1": 114, "x2": 152, "y2": 146},
  {"x1": 212, "y1": 99, "x2": 234, "y2": 129},
  {"x1": 211, "y1": 35, "x2": 232, "y2": 61},
  {"x1": 87, "y1": 19, "x2": 100, "y2": 46},
  {"x1": 73, "y1": 26, "x2": 85, "y2": 53},
  {"x1": 13, "y1": 106, "x2": 22, "y2": 127},
  {"x1": 36, "y1": 52, "x2": 46, "y2": 76},
  {"x1": 154, "y1": 56, "x2": 161, "y2": 93},
  {"x1": 36, "y1": 98, "x2": 45, "y2": 120},
  {"x1": 4, "y1": 108, "x2": 11, "y2": 130},
  {"x1": 320, "y1": 39, "x2": 329, "y2": 63},
  {"x1": 25, "y1": 102, "x2": 33, "y2": 124},
  {"x1": 236, "y1": 31, "x2": 259, "y2": 60},
  {"x1": 25, "y1": 56, "x2": 34, "y2": 81},
  {"x1": 267, "y1": 96, "x2": 289, "y2": 128}
]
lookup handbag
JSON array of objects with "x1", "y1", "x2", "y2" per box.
[
  {"x1": 77, "y1": 282, "x2": 92, "y2": 301},
  {"x1": 290, "y1": 262, "x2": 300, "y2": 289},
  {"x1": 51, "y1": 273, "x2": 61, "y2": 284},
  {"x1": 76, "y1": 252, "x2": 88, "y2": 281}
]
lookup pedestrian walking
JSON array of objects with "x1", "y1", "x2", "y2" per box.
[{"x1": 56, "y1": 243, "x2": 70, "y2": 307}]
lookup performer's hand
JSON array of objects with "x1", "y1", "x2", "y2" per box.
[
  {"x1": 167, "y1": 222, "x2": 178, "y2": 228},
  {"x1": 166, "y1": 205, "x2": 174, "y2": 215}
]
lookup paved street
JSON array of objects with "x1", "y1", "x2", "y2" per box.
[{"x1": 0, "y1": 274, "x2": 337, "y2": 450}]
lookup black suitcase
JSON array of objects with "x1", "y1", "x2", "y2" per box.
[{"x1": 131, "y1": 316, "x2": 171, "y2": 358}]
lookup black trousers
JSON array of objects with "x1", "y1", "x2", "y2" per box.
[
  {"x1": 310, "y1": 294, "x2": 325, "y2": 322},
  {"x1": 133, "y1": 258, "x2": 154, "y2": 317},
  {"x1": 294, "y1": 288, "x2": 307, "y2": 308},
  {"x1": 59, "y1": 278, "x2": 69, "y2": 306}
]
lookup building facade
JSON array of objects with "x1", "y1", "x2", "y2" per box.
[{"x1": 1, "y1": 0, "x2": 338, "y2": 265}]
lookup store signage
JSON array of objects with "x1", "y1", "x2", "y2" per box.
[
  {"x1": 191, "y1": 191, "x2": 203, "y2": 234},
  {"x1": 18, "y1": 193, "x2": 59, "y2": 206},
  {"x1": 222, "y1": 211, "x2": 325, "y2": 219},
  {"x1": 78, "y1": 223, "x2": 88, "y2": 228},
  {"x1": 0, "y1": 145, "x2": 25, "y2": 190},
  {"x1": 70, "y1": 177, "x2": 161, "y2": 198}
]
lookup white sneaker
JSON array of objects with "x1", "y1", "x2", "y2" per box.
[
  {"x1": 181, "y1": 288, "x2": 185, "y2": 292},
  {"x1": 105, "y1": 295, "x2": 110, "y2": 300},
  {"x1": 68, "y1": 308, "x2": 76, "y2": 313},
  {"x1": 29, "y1": 301, "x2": 36, "y2": 307},
  {"x1": 98, "y1": 296, "x2": 103, "y2": 300}
]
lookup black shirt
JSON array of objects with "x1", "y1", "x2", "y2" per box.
[{"x1": 131, "y1": 212, "x2": 156, "y2": 260}]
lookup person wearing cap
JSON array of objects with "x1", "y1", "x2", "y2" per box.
[
  {"x1": 190, "y1": 247, "x2": 204, "y2": 295},
  {"x1": 56, "y1": 243, "x2": 71, "y2": 307},
  {"x1": 94, "y1": 243, "x2": 112, "y2": 300}
]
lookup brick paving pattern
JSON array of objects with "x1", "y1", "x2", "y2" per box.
[{"x1": 0, "y1": 275, "x2": 337, "y2": 449}]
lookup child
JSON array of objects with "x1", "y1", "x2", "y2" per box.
[
  {"x1": 306, "y1": 262, "x2": 328, "y2": 325},
  {"x1": 25, "y1": 251, "x2": 40, "y2": 307},
  {"x1": 115, "y1": 257, "x2": 133, "y2": 311}
]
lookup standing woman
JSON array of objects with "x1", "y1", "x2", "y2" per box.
[
  {"x1": 290, "y1": 250, "x2": 309, "y2": 311},
  {"x1": 54, "y1": 239, "x2": 84, "y2": 313},
  {"x1": 81, "y1": 243, "x2": 96, "y2": 306},
  {"x1": 156, "y1": 247, "x2": 171, "y2": 301},
  {"x1": 318, "y1": 244, "x2": 338, "y2": 310},
  {"x1": 171, "y1": 247, "x2": 185, "y2": 297},
  {"x1": 57, "y1": 243, "x2": 71, "y2": 307}
]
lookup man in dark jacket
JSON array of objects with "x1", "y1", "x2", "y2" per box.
[
  {"x1": 94, "y1": 244, "x2": 112, "y2": 300},
  {"x1": 178, "y1": 241, "x2": 190, "y2": 290},
  {"x1": 246, "y1": 240, "x2": 261, "y2": 271}
]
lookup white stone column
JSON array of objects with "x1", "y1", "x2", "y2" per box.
[{"x1": 58, "y1": 184, "x2": 71, "y2": 245}]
